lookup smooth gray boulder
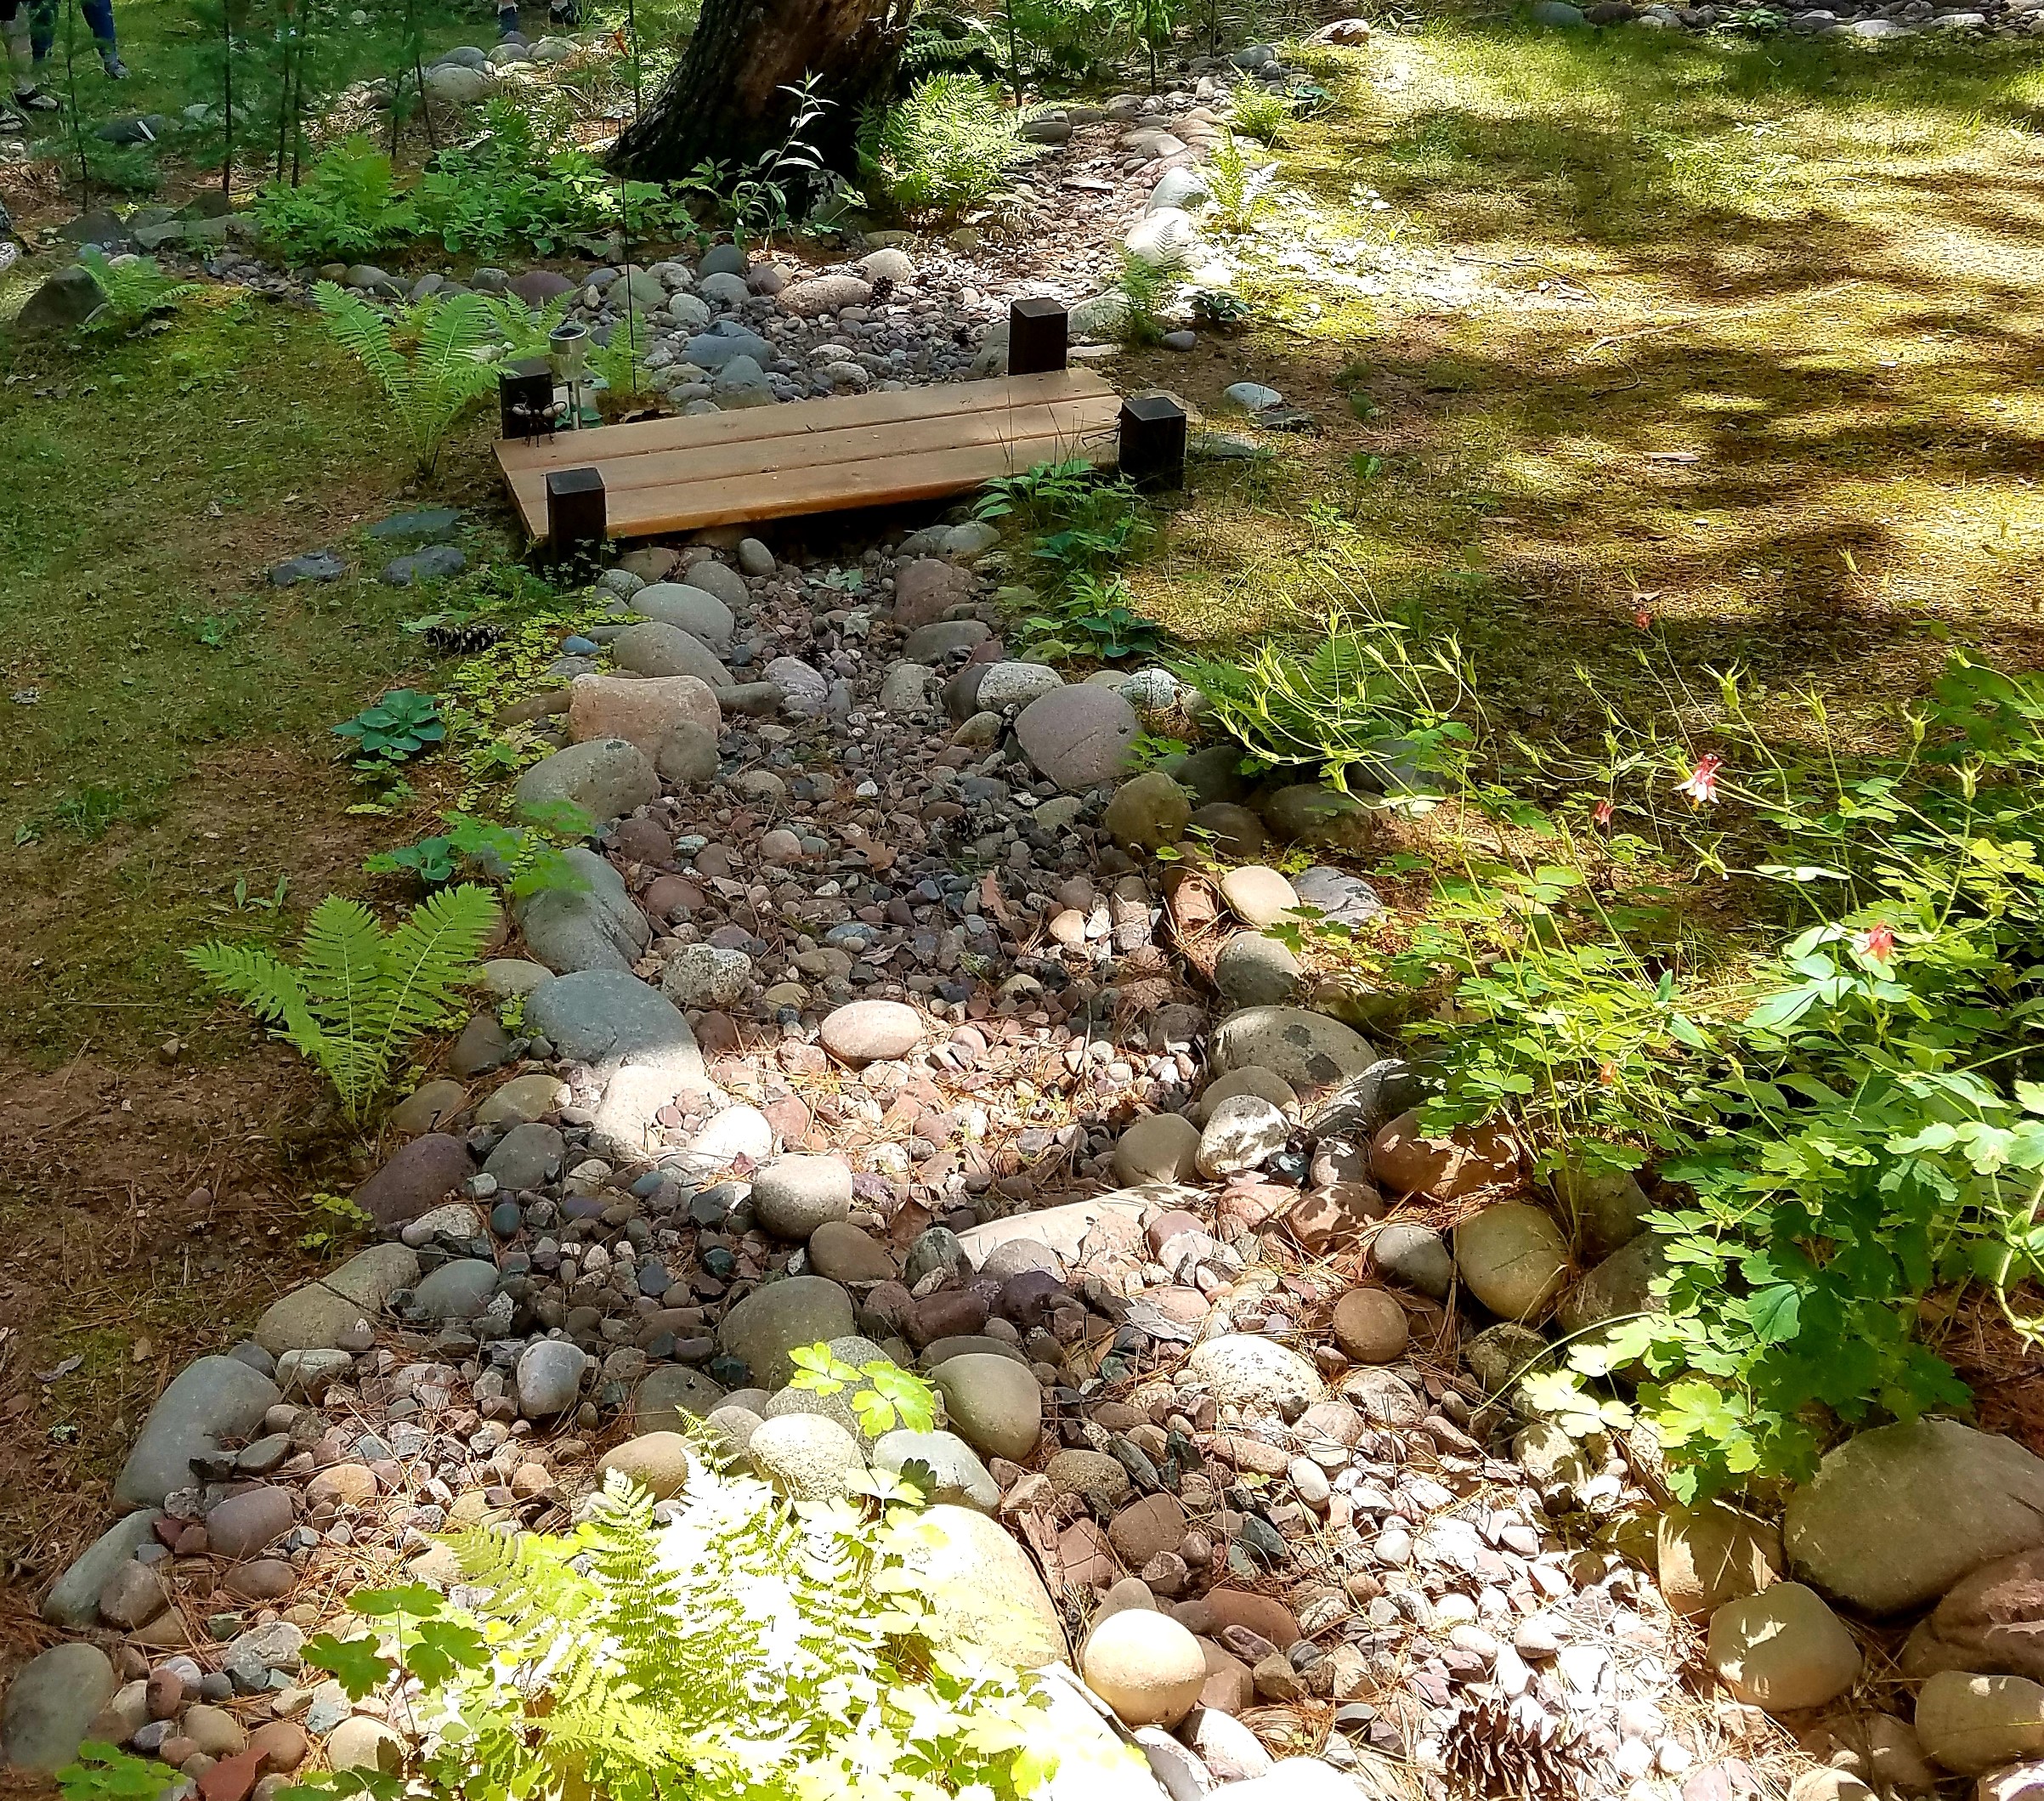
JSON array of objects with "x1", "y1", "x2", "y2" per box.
[
  {"x1": 253, "y1": 1243, "x2": 419, "y2": 1355},
  {"x1": 1786, "y1": 1420, "x2": 2044, "y2": 1615},
  {"x1": 1209, "y1": 1006, "x2": 1376, "y2": 1095},
  {"x1": 514, "y1": 847, "x2": 649, "y2": 974},
  {"x1": 2, "y1": 1642, "x2": 116, "y2": 1771},
  {"x1": 717, "y1": 1277, "x2": 856, "y2": 1389},
  {"x1": 633, "y1": 580, "x2": 735, "y2": 647},
  {"x1": 513, "y1": 735, "x2": 657, "y2": 826},
  {"x1": 872, "y1": 1430, "x2": 1000, "y2": 1511},
  {"x1": 524, "y1": 970, "x2": 704, "y2": 1085},
  {"x1": 115, "y1": 1356, "x2": 280, "y2": 1505},
  {"x1": 41, "y1": 1511, "x2": 161, "y2": 1628},
  {"x1": 611, "y1": 619, "x2": 733, "y2": 687}
]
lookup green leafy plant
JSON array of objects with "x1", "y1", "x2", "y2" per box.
[
  {"x1": 1190, "y1": 286, "x2": 1252, "y2": 331},
  {"x1": 74, "y1": 248, "x2": 201, "y2": 338},
  {"x1": 1115, "y1": 250, "x2": 1175, "y2": 346},
  {"x1": 1022, "y1": 573, "x2": 1165, "y2": 662},
  {"x1": 1114, "y1": 0, "x2": 1182, "y2": 91},
  {"x1": 187, "y1": 886, "x2": 499, "y2": 1124},
  {"x1": 333, "y1": 688, "x2": 444, "y2": 773},
  {"x1": 973, "y1": 456, "x2": 1101, "y2": 527},
  {"x1": 56, "y1": 1745, "x2": 174, "y2": 1801},
  {"x1": 314, "y1": 282, "x2": 505, "y2": 478},
  {"x1": 858, "y1": 74, "x2": 1047, "y2": 217},
  {"x1": 1171, "y1": 609, "x2": 1476, "y2": 796},
  {"x1": 1203, "y1": 130, "x2": 1275, "y2": 232},
  {"x1": 299, "y1": 1190, "x2": 373, "y2": 1254},
  {"x1": 1229, "y1": 82, "x2": 1294, "y2": 145},
  {"x1": 787, "y1": 1341, "x2": 940, "y2": 1436},
  {"x1": 254, "y1": 137, "x2": 421, "y2": 260},
  {"x1": 280, "y1": 1470, "x2": 1133, "y2": 1801},
  {"x1": 364, "y1": 804, "x2": 593, "y2": 898}
]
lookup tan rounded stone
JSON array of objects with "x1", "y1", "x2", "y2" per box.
[
  {"x1": 1081, "y1": 1608, "x2": 1207, "y2": 1728},
  {"x1": 1330, "y1": 1288, "x2": 1408, "y2": 1364}
]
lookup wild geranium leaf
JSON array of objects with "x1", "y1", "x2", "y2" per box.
[
  {"x1": 349, "y1": 1583, "x2": 444, "y2": 1619},
  {"x1": 1747, "y1": 1285, "x2": 1802, "y2": 1345},
  {"x1": 405, "y1": 1618, "x2": 490, "y2": 1686},
  {"x1": 303, "y1": 1634, "x2": 394, "y2": 1701}
]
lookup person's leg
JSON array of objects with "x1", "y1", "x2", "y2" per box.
[
  {"x1": 84, "y1": 0, "x2": 126, "y2": 76},
  {"x1": 1, "y1": 0, "x2": 55, "y2": 106},
  {"x1": 26, "y1": 0, "x2": 50, "y2": 64},
  {"x1": 496, "y1": 2, "x2": 520, "y2": 38}
]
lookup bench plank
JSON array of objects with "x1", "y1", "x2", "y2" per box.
[{"x1": 494, "y1": 370, "x2": 1124, "y2": 541}]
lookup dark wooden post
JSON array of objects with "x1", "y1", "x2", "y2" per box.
[
  {"x1": 1008, "y1": 297, "x2": 1069, "y2": 377},
  {"x1": 499, "y1": 358, "x2": 554, "y2": 439},
  {"x1": 1118, "y1": 394, "x2": 1187, "y2": 492},
  {"x1": 546, "y1": 467, "x2": 607, "y2": 559}
]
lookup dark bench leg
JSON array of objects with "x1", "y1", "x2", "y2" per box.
[
  {"x1": 546, "y1": 467, "x2": 606, "y2": 562},
  {"x1": 1009, "y1": 297, "x2": 1069, "y2": 376},
  {"x1": 1118, "y1": 395, "x2": 1187, "y2": 492},
  {"x1": 499, "y1": 358, "x2": 553, "y2": 439}
]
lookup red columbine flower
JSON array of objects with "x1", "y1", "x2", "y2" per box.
[
  {"x1": 1593, "y1": 799, "x2": 1615, "y2": 827},
  {"x1": 1634, "y1": 608, "x2": 1651, "y2": 631},
  {"x1": 1598, "y1": 1061, "x2": 1617, "y2": 1086},
  {"x1": 1855, "y1": 922, "x2": 1896, "y2": 963},
  {"x1": 1675, "y1": 753, "x2": 1724, "y2": 807}
]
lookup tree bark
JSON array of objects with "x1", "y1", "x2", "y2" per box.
[{"x1": 610, "y1": 0, "x2": 909, "y2": 184}]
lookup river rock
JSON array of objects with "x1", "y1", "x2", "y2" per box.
[
  {"x1": 632, "y1": 1365, "x2": 728, "y2": 1429},
  {"x1": 1785, "y1": 1420, "x2": 2044, "y2": 1615},
  {"x1": 525, "y1": 970, "x2": 704, "y2": 1085},
  {"x1": 252, "y1": 1243, "x2": 417, "y2": 1355},
  {"x1": 410, "y1": 1259, "x2": 500, "y2": 1322},
  {"x1": 514, "y1": 848, "x2": 649, "y2": 975},
  {"x1": 1209, "y1": 1007, "x2": 1376, "y2": 1095},
  {"x1": 897, "y1": 1504, "x2": 1067, "y2": 1668},
  {"x1": 1114, "y1": 1113, "x2": 1202, "y2": 1186},
  {"x1": 513, "y1": 736, "x2": 658, "y2": 825},
  {"x1": 1553, "y1": 1157, "x2": 1654, "y2": 1256},
  {"x1": 354, "y1": 1132, "x2": 473, "y2": 1228},
  {"x1": 819, "y1": 1000, "x2": 924, "y2": 1065},
  {"x1": 1185, "y1": 1335, "x2": 1322, "y2": 1417},
  {"x1": 749, "y1": 1413, "x2": 867, "y2": 1500},
  {"x1": 932, "y1": 1353, "x2": 1042, "y2": 1460},
  {"x1": 1915, "y1": 1672, "x2": 2044, "y2": 1776},
  {"x1": 1196, "y1": 1095, "x2": 1289, "y2": 1178},
  {"x1": 1371, "y1": 1221, "x2": 1454, "y2": 1298},
  {"x1": 1016, "y1": 684, "x2": 1141, "y2": 790},
  {"x1": 1371, "y1": 1110, "x2": 1520, "y2": 1198},
  {"x1": 205, "y1": 1486, "x2": 295, "y2": 1560},
  {"x1": 752, "y1": 1156, "x2": 852, "y2": 1240},
  {"x1": 632, "y1": 580, "x2": 735, "y2": 646},
  {"x1": 1454, "y1": 1203, "x2": 1571, "y2": 1321},
  {"x1": 1330, "y1": 1288, "x2": 1408, "y2": 1363},
  {"x1": 718, "y1": 1277, "x2": 855, "y2": 1389},
  {"x1": 1219, "y1": 866, "x2": 1298, "y2": 928},
  {"x1": 42, "y1": 1511, "x2": 162, "y2": 1628},
  {"x1": 893, "y1": 558, "x2": 977, "y2": 630},
  {"x1": 612, "y1": 620, "x2": 732, "y2": 686},
  {"x1": 1706, "y1": 1583, "x2": 1861, "y2": 1715},
  {"x1": 2, "y1": 1642, "x2": 117, "y2": 1771},
  {"x1": 1212, "y1": 932, "x2": 1301, "y2": 1006},
  {"x1": 516, "y1": 1339, "x2": 586, "y2": 1418},
  {"x1": 1658, "y1": 1501, "x2": 1782, "y2": 1619},
  {"x1": 484, "y1": 1121, "x2": 565, "y2": 1190},
  {"x1": 1104, "y1": 772, "x2": 1192, "y2": 852},
  {"x1": 567, "y1": 672, "x2": 720, "y2": 759},
  {"x1": 807, "y1": 1220, "x2": 897, "y2": 1283},
  {"x1": 872, "y1": 1429, "x2": 999, "y2": 1510},
  {"x1": 1905, "y1": 1548, "x2": 2044, "y2": 1683},
  {"x1": 1083, "y1": 1610, "x2": 1207, "y2": 1728},
  {"x1": 115, "y1": 1356, "x2": 280, "y2": 1505}
]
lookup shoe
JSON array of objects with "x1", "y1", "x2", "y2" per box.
[
  {"x1": 13, "y1": 87, "x2": 59, "y2": 111},
  {"x1": 100, "y1": 54, "x2": 130, "y2": 78}
]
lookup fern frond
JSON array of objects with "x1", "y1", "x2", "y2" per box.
[
  {"x1": 184, "y1": 942, "x2": 329, "y2": 1067},
  {"x1": 315, "y1": 280, "x2": 410, "y2": 404},
  {"x1": 366, "y1": 883, "x2": 498, "y2": 1068}
]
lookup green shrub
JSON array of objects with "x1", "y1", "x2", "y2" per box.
[
  {"x1": 73, "y1": 248, "x2": 201, "y2": 339},
  {"x1": 363, "y1": 804, "x2": 593, "y2": 898},
  {"x1": 282, "y1": 1468, "x2": 1138, "y2": 1801},
  {"x1": 1169, "y1": 611, "x2": 1477, "y2": 796},
  {"x1": 859, "y1": 74, "x2": 1048, "y2": 216},
  {"x1": 188, "y1": 886, "x2": 498, "y2": 1124},
  {"x1": 252, "y1": 137, "x2": 419, "y2": 262},
  {"x1": 1203, "y1": 128, "x2": 1277, "y2": 231},
  {"x1": 1305, "y1": 648, "x2": 2044, "y2": 1499}
]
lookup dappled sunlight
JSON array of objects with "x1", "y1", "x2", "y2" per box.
[{"x1": 1124, "y1": 14, "x2": 2044, "y2": 746}]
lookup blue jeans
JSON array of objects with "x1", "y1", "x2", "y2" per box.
[{"x1": 31, "y1": 0, "x2": 118, "y2": 59}]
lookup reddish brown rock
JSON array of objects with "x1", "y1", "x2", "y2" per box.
[
  {"x1": 1370, "y1": 1109, "x2": 1521, "y2": 1199},
  {"x1": 354, "y1": 1132, "x2": 473, "y2": 1227},
  {"x1": 1059, "y1": 1517, "x2": 1120, "y2": 1588},
  {"x1": 1197, "y1": 1639, "x2": 1254, "y2": 1713},
  {"x1": 1284, "y1": 1181, "x2": 1385, "y2": 1251},
  {"x1": 1109, "y1": 1493, "x2": 1188, "y2": 1566},
  {"x1": 247, "y1": 1721, "x2": 309, "y2": 1773},
  {"x1": 893, "y1": 559, "x2": 977, "y2": 630}
]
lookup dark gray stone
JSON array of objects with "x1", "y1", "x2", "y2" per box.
[{"x1": 115, "y1": 1356, "x2": 280, "y2": 1505}]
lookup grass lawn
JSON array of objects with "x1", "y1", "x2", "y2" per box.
[{"x1": 1120, "y1": 18, "x2": 2044, "y2": 754}]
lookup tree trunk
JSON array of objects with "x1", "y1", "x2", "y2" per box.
[{"x1": 610, "y1": 0, "x2": 909, "y2": 184}]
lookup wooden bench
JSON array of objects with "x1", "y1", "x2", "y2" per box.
[{"x1": 494, "y1": 299, "x2": 1188, "y2": 552}]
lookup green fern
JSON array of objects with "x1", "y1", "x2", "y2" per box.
[
  {"x1": 858, "y1": 74, "x2": 1048, "y2": 218},
  {"x1": 314, "y1": 281, "x2": 505, "y2": 478},
  {"x1": 1204, "y1": 127, "x2": 1277, "y2": 231},
  {"x1": 75, "y1": 247, "x2": 201, "y2": 338},
  {"x1": 187, "y1": 885, "x2": 498, "y2": 1124},
  {"x1": 348, "y1": 1466, "x2": 1112, "y2": 1801}
]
